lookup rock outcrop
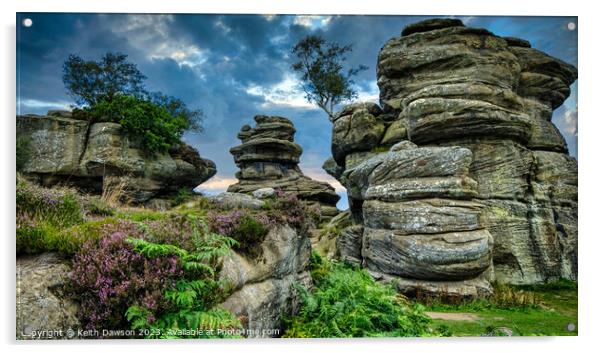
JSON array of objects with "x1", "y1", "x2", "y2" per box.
[
  {"x1": 219, "y1": 223, "x2": 311, "y2": 338},
  {"x1": 16, "y1": 111, "x2": 217, "y2": 204},
  {"x1": 17, "y1": 253, "x2": 80, "y2": 339},
  {"x1": 326, "y1": 18, "x2": 577, "y2": 294},
  {"x1": 228, "y1": 115, "x2": 340, "y2": 219}
]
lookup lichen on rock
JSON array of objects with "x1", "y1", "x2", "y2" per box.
[{"x1": 326, "y1": 17, "x2": 578, "y2": 296}]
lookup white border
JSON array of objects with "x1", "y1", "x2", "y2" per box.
[{"x1": 2, "y1": 1, "x2": 599, "y2": 352}]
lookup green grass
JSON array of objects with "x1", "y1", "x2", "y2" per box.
[{"x1": 426, "y1": 282, "x2": 578, "y2": 336}]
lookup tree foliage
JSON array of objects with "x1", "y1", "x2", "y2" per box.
[
  {"x1": 291, "y1": 35, "x2": 368, "y2": 119},
  {"x1": 63, "y1": 52, "x2": 147, "y2": 106},
  {"x1": 148, "y1": 92, "x2": 204, "y2": 133},
  {"x1": 63, "y1": 52, "x2": 204, "y2": 137},
  {"x1": 86, "y1": 95, "x2": 188, "y2": 153}
]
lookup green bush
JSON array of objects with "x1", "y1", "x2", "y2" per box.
[
  {"x1": 86, "y1": 95, "x2": 188, "y2": 154},
  {"x1": 171, "y1": 187, "x2": 195, "y2": 207},
  {"x1": 230, "y1": 216, "x2": 269, "y2": 257},
  {"x1": 53, "y1": 218, "x2": 126, "y2": 256},
  {"x1": 283, "y1": 253, "x2": 444, "y2": 338}
]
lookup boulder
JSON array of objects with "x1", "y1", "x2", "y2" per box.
[
  {"x1": 219, "y1": 224, "x2": 311, "y2": 337},
  {"x1": 363, "y1": 199, "x2": 484, "y2": 234},
  {"x1": 328, "y1": 17, "x2": 578, "y2": 288},
  {"x1": 362, "y1": 228, "x2": 493, "y2": 280},
  {"x1": 252, "y1": 187, "x2": 276, "y2": 199},
  {"x1": 208, "y1": 192, "x2": 265, "y2": 210},
  {"x1": 337, "y1": 225, "x2": 363, "y2": 265},
  {"x1": 380, "y1": 118, "x2": 407, "y2": 146},
  {"x1": 16, "y1": 253, "x2": 80, "y2": 340},
  {"x1": 16, "y1": 115, "x2": 88, "y2": 174},
  {"x1": 331, "y1": 105, "x2": 385, "y2": 164}
]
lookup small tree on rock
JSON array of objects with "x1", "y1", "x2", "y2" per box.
[
  {"x1": 63, "y1": 52, "x2": 147, "y2": 106},
  {"x1": 291, "y1": 35, "x2": 367, "y2": 120}
]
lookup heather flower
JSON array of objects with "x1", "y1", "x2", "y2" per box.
[{"x1": 69, "y1": 224, "x2": 183, "y2": 331}]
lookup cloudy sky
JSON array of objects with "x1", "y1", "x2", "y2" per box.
[{"x1": 16, "y1": 14, "x2": 578, "y2": 209}]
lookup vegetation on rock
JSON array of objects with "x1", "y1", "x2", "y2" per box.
[
  {"x1": 62, "y1": 52, "x2": 204, "y2": 154},
  {"x1": 86, "y1": 95, "x2": 188, "y2": 153}
]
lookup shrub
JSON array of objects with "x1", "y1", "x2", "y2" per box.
[
  {"x1": 68, "y1": 214, "x2": 241, "y2": 337},
  {"x1": 16, "y1": 214, "x2": 57, "y2": 255},
  {"x1": 86, "y1": 95, "x2": 188, "y2": 154},
  {"x1": 16, "y1": 176, "x2": 84, "y2": 227},
  {"x1": 125, "y1": 215, "x2": 241, "y2": 338},
  {"x1": 69, "y1": 230, "x2": 181, "y2": 331},
  {"x1": 171, "y1": 187, "x2": 195, "y2": 207},
  {"x1": 206, "y1": 210, "x2": 271, "y2": 258},
  {"x1": 262, "y1": 189, "x2": 319, "y2": 233},
  {"x1": 83, "y1": 196, "x2": 116, "y2": 217},
  {"x1": 425, "y1": 283, "x2": 543, "y2": 312},
  {"x1": 283, "y1": 253, "x2": 443, "y2": 338},
  {"x1": 55, "y1": 218, "x2": 136, "y2": 256}
]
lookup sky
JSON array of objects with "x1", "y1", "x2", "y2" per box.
[{"x1": 16, "y1": 14, "x2": 578, "y2": 209}]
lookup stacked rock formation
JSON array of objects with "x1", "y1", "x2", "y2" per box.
[
  {"x1": 228, "y1": 115, "x2": 340, "y2": 219},
  {"x1": 325, "y1": 18, "x2": 577, "y2": 294},
  {"x1": 16, "y1": 111, "x2": 216, "y2": 204},
  {"x1": 345, "y1": 141, "x2": 494, "y2": 297}
]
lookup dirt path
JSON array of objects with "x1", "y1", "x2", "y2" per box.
[{"x1": 425, "y1": 312, "x2": 481, "y2": 321}]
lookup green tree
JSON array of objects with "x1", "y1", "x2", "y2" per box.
[
  {"x1": 149, "y1": 92, "x2": 204, "y2": 133},
  {"x1": 62, "y1": 52, "x2": 205, "y2": 151},
  {"x1": 63, "y1": 52, "x2": 147, "y2": 106},
  {"x1": 291, "y1": 35, "x2": 368, "y2": 120}
]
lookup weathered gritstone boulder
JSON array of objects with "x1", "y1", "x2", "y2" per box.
[
  {"x1": 16, "y1": 253, "x2": 80, "y2": 340},
  {"x1": 16, "y1": 113, "x2": 216, "y2": 204},
  {"x1": 343, "y1": 144, "x2": 494, "y2": 298},
  {"x1": 219, "y1": 223, "x2": 312, "y2": 338},
  {"x1": 326, "y1": 18, "x2": 578, "y2": 287},
  {"x1": 228, "y1": 115, "x2": 340, "y2": 219},
  {"x1": 17, "y1": 114, "x2": 89, "y2": 174}
]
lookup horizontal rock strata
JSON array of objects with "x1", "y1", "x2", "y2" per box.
[
  {"x1": 16, "y1": 111, "x2": 216, "y2": 204},
  {"x1": 228, "y1": 115, "x2": 340, "y2": 219},
  {"x1": 326, "y1": 18, "x2": 578, "y2": 294}
]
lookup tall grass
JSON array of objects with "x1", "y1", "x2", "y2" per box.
[{"x1": 16, "y1": 175, "x2": 84, "y2": 255}]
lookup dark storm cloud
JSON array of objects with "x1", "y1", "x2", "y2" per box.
[{"x1": 17, "y1": 14, "x2": 578, "y2": 209}]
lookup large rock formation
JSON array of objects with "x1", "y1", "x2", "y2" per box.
[
  {"x1": 326, "y1": 18, "x2": 577, "y2": 293},
  {"x1": 228, "y1": 115, "x2": 340, "y2": 219},
  {"x1": 16, "y1": 111, "x2": 217, "y2": 204}
]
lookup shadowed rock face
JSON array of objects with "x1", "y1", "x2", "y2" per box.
[
  {"x1": 16, "y1": 111, "x2": 217, "y2": 204},
  {"x1": 326, "y1": 18, "x2": 577, "y2": 296},
  {"x1": 228, "y1": 115, "x2": 340, "y2": 219}
]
